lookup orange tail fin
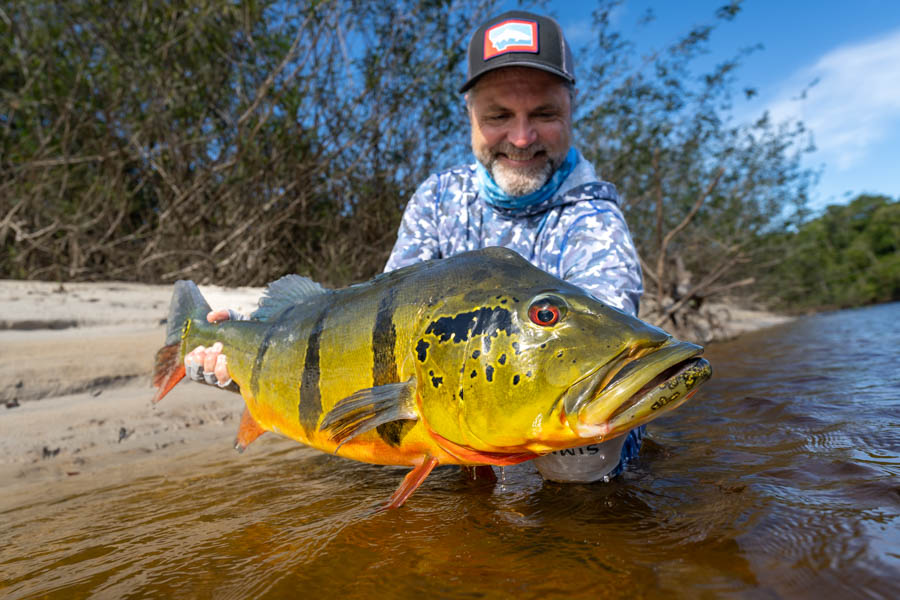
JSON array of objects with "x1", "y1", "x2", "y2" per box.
[{"x1": 152, "y1": 343, "x2": 185, "y2": 404}]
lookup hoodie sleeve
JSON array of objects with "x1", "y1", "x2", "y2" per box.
[
  {"x1": 384, "y1": 174, "x2": 443, "y2": 272},
  {"x1": 556, "y1": 202, "x2": 643, "y2": 316}
]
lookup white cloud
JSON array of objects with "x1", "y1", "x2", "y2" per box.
[{"x1": 762, "y1": 28, "x2": 900, "y2": 170}]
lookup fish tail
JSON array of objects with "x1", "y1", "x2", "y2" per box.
[{"x1": 152, "y1": 280, "x2": 212, "y2": 404}]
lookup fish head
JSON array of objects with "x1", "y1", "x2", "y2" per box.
[{"x1": 411, "y1": 249, "x2": 711, "y2": 458}]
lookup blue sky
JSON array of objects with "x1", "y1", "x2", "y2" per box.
[{"x1": 497, "y1": 1, "x2": 900, "y2": 210}]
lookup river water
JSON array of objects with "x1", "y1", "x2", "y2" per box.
[{"x1": 2, "y1": 303, "x2": 898, "y2": 598}]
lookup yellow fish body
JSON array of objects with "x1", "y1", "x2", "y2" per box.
[{"x1": 153, "y1": 247, "x2": 711, "y2": 508}]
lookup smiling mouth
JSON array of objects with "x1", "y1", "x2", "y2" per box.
[{"x1": 498, "y1": 151, "x2": 546, "y2": 165}]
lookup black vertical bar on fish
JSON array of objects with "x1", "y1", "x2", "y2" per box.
[
  {"x1": 298, "y1": 306, "x2": 329, "y2": 435},
  {"x1": 371, "y1": 287, "x2": 409, "y2": 446},
  {"x1": 372, "y1": 287, "x2": 398, "y2": 386}
]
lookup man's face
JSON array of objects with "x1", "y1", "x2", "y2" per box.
[{"x1": 468, "y1": 67, "x2": 573, "y2": 197}]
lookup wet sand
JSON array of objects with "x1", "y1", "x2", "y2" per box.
[{"x1": 0, "y1": 279, "x2": 792, "y2": 511}]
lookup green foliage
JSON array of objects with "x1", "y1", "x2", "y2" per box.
[
  {"x1": 1, "y1": 0, "x2": 490, "y2": 286},
  {"x1": 755, "y1": 195, "x2": 900, "y2": 311},
  {"x1": 576, "y1": 0, "x2": 815, "y2": 331},
  {"x1": 3, "y1": 0, "x2": 887, "y2": 328}
]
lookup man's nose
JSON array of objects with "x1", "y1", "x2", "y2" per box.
[{"x1": 508, "y1": 118, "x2": 537, "y2": 148}]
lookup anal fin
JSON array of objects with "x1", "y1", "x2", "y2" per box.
[
  {"x1": 234, "y1": 407, "x2": 266, "y2": 452},
  {"x1": 382, "y1": 456, "x2": 439, "y2": 510}
]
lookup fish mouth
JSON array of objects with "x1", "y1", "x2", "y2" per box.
[{"x1": 561, "y1": 341, "x2": 712, "y2": 440}]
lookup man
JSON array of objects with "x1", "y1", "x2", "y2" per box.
[{"x1": 187, "y1": 10, "x2": 645, "y2": 483}]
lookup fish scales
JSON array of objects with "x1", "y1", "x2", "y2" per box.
[{"x1": 153, "y1": 247, "x2": 712, "y2": 508}]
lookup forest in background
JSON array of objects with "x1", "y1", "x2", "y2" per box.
[{"x1": 2, "y1": 0, "x2": 897, "y2": 338}]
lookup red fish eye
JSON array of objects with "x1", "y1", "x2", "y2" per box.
[{"x1": 529, "y1": 303, "x2": 560, "y2": 326}]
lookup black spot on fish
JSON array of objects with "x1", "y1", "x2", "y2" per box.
[
  {"x1": 459, "y1": 390, "x2": 464, "y2": 400},
  {"x1": 498, "y1": 353, "x2": 506, "y2": 365},
  {"x1": 540, "y1": 343, "x2": 547, "y2": 349},
  {"x1": 425, "y1": 307, "x2": 517, "y2": 344},
  {"x1": 501, "y1": 299, "x2": 507, "y2": 304},
  {"x1": 372, "y1": 288, "x2": 398, "y2": 385},
  {"x1": 557, "y1": 350, "x2": 564, "y2": 358},
  {"x1": 377, "y1": 420, "x2": 415, "y2": 447},
  {"x1": 431, "y1": 375, "x2": 443, "y2": 388},
  {"x1": 299, "y1": 306, "x2": 329, "y2": 434},
  {"x1": 472, "y1": 350, "x2": 480, "y2": 359},
  {"x1": 513, "y1": 374, "x2": 520, "y2": 385},
  {"x1": 416, "y1": 339, "x2": 429, "y2": 362},
  {"x1": 470, "y1": 370, "x2": 477, "y2": 378},
  {"x1": 485, "y1": 365, "x2": 494, "y2": 382}
]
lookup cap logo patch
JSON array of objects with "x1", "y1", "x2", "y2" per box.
[{"x1": 484, "y1": 20, "x2": 538, "y2": 60}]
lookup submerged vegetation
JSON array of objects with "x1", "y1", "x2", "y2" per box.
[{"x1": 2, "y1": 0, "x2": 896, "y2": 329}]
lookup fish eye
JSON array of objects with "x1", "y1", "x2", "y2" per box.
[{"x1": 527, "y1": 295, "x2": 567, "y2": 326}]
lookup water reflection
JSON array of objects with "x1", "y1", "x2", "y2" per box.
[{"x1": 2, "y1": 304, "x2": 899, "y2": 599}]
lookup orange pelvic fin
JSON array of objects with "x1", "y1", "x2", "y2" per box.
[
  {"x1": 152, "y1": 344, "x2": 185, "y2": 404},
  {"x1": 383, "y1": 456, "x2": 439, "y2": 510},
  {"x1": 234, "y1": 407, "x2": 266, "y2": 453}
]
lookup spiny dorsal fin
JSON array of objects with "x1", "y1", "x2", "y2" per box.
[
  {"x1": 251, "y1": 274, "x2": 327, "y2": 321},
  {"x1": 319, "y1": 379, "x2": 418, "y2": 449}
]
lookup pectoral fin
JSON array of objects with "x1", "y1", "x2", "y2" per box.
[{"x1": 319, "y1": 378, "x2": 418, "y2": 448}]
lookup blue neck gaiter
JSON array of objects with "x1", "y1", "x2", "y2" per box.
[{"x1": 476, "y1": 147, "x2": 578, "y2": 212}]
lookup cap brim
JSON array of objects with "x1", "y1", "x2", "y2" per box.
[{"x1": 459, "y1": 62, "x2": 575, "y2": 94}]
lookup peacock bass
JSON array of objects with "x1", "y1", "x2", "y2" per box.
[{"x1": 152, "y1": 247, "x2": 711, "y2": 508}]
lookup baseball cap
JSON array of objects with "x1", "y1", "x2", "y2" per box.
[{"x1": 459, "y1": 10, "x2": 575, "y2": 93}]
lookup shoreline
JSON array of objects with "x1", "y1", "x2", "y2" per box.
[{"x1": 0, "y1": 279, "x2": 793, "y2": 505}]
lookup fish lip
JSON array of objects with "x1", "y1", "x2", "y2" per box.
[
  {"x1": 559, "y1": 340, "x2": 685, "y2": 418},
  {"x1": 567, "y1": 341, "x2": 708, "y2": 439}
]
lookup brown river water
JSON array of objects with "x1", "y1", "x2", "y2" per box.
[{"x1": 2, "y1": 303, "x2": 899, "y2": 599}]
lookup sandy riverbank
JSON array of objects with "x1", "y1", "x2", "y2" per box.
[{"x1": 0, "y1": 279, "x2": 793, "y2": 508}]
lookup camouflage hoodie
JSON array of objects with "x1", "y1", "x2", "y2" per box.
[
  {"x1": 385, "y1": 150, "x2": 645, "y2": 481},
  {"x1": 385, "y1": 150, "x2": 643, "y2": 316}
]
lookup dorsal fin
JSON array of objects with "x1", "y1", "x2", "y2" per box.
[{"x1": 251, "y1": 274, "x2": 327, "y2": 321}]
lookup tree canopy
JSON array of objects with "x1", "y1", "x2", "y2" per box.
[
  {"x1": 4, "y1": 0, "x2": 888, "y2": 330},
  {"x1": 754, "y1": 195, "x2": 900, "y2": 311}
]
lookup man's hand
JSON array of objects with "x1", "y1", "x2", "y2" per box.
[{"x1": 183, "y1": 309, "x2": 239, "y2": 387}]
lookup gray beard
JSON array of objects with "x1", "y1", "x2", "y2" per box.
[
  {"x1": 490, "y1": 158, "x2": 554, "y2": 196},
  {"x1": 476, "y1": 144, "x2": 561, "y2": 197}
]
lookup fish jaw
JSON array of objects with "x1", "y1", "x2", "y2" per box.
[{"x1": 567, "y1": 341, "x2": 712, "y2": 440}]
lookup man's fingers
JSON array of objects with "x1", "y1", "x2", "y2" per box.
[
  {"x1": 185, "y1": 346, "x2": 205, "y2": 381},
  {"x1": 214, "y1": 354, "x2": 232, "y2": 387},
  {"x1": 207, "y1": 309, "x2": 232, "y2": 323},
  {"x1": 203, "y1": 342, "x2": 223, "y2": 372}
]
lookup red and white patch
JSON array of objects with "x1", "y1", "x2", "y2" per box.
[{"x1": 483, "y1": 20, "x2": 538, "y2": 60}]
